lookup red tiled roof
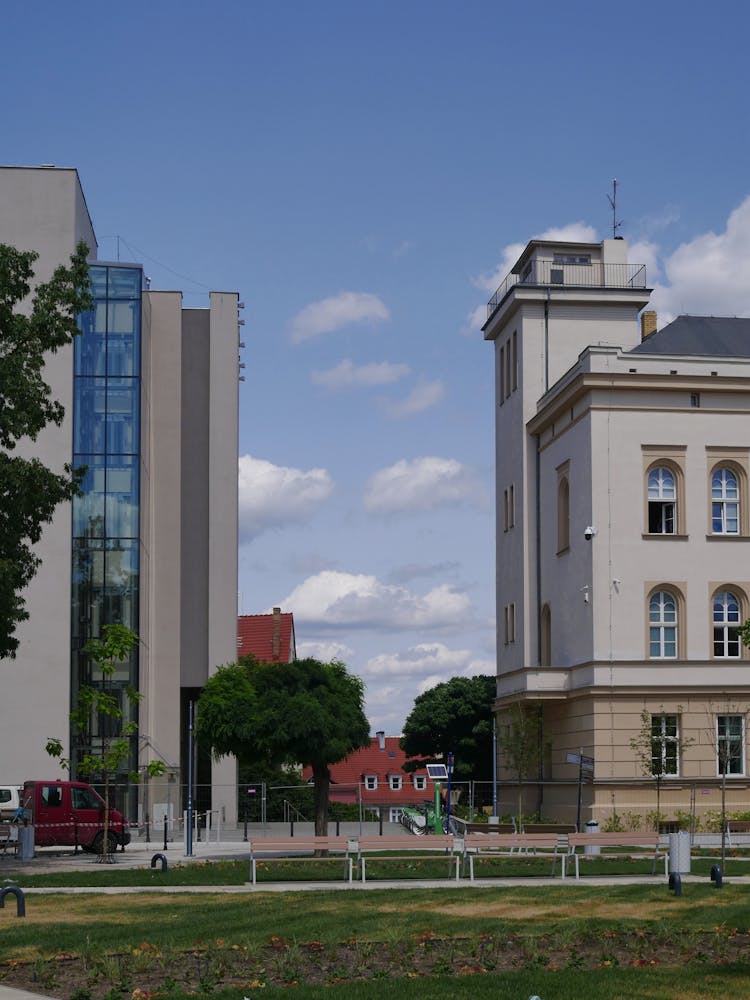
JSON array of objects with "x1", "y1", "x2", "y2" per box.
[
  {"x1": 302, "y1": 737, "x2": 432, "y2": 805},
  {"x1": 237, "y1": 608, "x2": 296, "y2": 663}
]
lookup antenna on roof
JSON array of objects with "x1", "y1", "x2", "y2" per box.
[{"x1": 607, "y1": 178, "x2": 623, "y2": 238}]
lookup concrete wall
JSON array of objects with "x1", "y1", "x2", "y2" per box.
[
  {"x1": 0, "y1": 167, "x2": 97, "y2": 781},
  {"x1": 142, "y1": 291, "x2": 184, "y2": 771}
]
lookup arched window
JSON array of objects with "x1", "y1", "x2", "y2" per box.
[
  {"x1": 649, "y1": 590, "x2": 678, "y2": 658},
  {"x1": 713, "y1": 590, "x2": 741, "y2": 658},
  {"x1": 712, "y1": 467, "x2": 740, "y2": 535},
  {"x1": 540, "y1": 604, "x2": 551, "y2": 666},
  {"x1": 557, "y1": 477, "x2": 570, "y2": 553},
  {"x1": 648, "y1": 466, "x2": 676, "y2": 534}
]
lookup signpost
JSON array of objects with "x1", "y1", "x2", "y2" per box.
[{"x1": 567, "y1": 750, "x2": 594, "y2": 831}]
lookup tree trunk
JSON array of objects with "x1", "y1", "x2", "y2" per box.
[{"x1": 312, "y1": 762, "x2": 330, "y2": 840}]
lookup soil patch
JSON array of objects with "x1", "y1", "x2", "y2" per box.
[{"x1": 2, "y1": 928, "x2": 750, "y2": 996}]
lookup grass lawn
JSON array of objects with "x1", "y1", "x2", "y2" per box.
[
  {"x1": 3, "y1": 849, "x2": 742, "y2": 887},
  {"x1": 2, "y1": 884, "x2": 750, "y2": 998}
]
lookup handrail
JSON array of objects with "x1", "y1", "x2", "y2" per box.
[{"x1": 487, "y1": 260, "x2": 647, "y2": 318}]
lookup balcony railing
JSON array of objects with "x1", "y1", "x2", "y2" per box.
[{"x1": 487, "y1": 260, "x2": 648, "y2": 318}]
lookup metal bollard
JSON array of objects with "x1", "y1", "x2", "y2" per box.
[
  {"x1": 668, "y1": 872, "x2": 682, "y2": 897},
  {"x1": 163, "y1": 816, "x2": 168, "y2": 852},
  {"x1": 145, "y1": 812, "x2": 150, "y2": 843},
  {"x1": 710, "y1": 864, "x2": 723, "y2": 888},
  {"x1": 150, "y1": 853, "x2": 168, "y2": 872},
  {"x1": 0, "y1": 886, "x2": 26, "y2": 917}
]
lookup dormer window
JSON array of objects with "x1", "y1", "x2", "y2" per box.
[
  {"x1": 389, "y1": 775, "x2": 402, "y2": 791},
  {"x1": 364, "y1": 775, "x2": 377, "y2": 791},
  {"x1": 412, "y1": 775, "x2": 427, "y2": 791}
]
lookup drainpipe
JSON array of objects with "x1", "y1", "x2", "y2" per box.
[
  {"x1": 535, "y1": 433, "x2": 542, "y2": 664},
  {"x1": 544, "y1": 287, "x2": 550, "y2": 392}
]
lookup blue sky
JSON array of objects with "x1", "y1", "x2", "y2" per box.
[{"x1": 5, "y1": 0, "x2": 750, "y2": 733}]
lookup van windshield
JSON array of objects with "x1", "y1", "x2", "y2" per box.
[
  {"x1": 0, "y1": 790, "x2": 11, "y2": 804},
  {"x1": 71, "y1": 787, "x2": 103, "y2": 810}
]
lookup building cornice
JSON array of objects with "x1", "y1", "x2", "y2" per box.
[{"x1": 527, "y1": 370, "x2": 750, "y2": 436}]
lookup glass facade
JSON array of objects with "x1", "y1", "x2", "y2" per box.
[{"x1": 70, "y1": 264, "x2": 142, "y2": 778}]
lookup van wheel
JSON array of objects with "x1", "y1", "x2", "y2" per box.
[{"x1": 91, "y1": 831, "x2": 119, "y2": 855}]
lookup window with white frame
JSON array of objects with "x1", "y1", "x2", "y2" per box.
[
  {"x1": 364, "y1": 775, "x2": 378, "y2": 791},
  {"x1": 648, "y1": 466, "x2": 677, "y2": 534},
  {"x1": 713, "y1": 590, "x2": 742, "y2": 658},
  {"x1": 412, "y1": 775, "x2": 427, "y2": 791},
  {"x1": 717, "y1": 715, "x2": 745, "y2": 776},
  {"x1": 649, "y1": 590, "x2": 678, "y2": 658},
  {"x1": 712, "y1": 467, "x2": 740, "y2": 534},
  {"x1": 389, "y1": 808, "x2": 402, "y2": 823},
  {"x1": 388, "y1": 774, "x2": 402, "y2": 791},
  {"x1": 651, "y1": 714, "x2": 679, "y2": 776}
]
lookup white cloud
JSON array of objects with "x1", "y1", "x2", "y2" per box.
[
  {"x1": 473, "y1": 222, "x2": 598, "y2": 295},
  {"x1": 311, "y1": 358, "x2": 410, "y2": 390},
  {"x1": 290, "y1": 292, "x2": 390, "y2": 342},
  {"x1": 238, "y1": 455, "x2": 333, "y2": 540},
  {"x1": 296, "y1": 640, "x2": 354, "y2": 662},
  {"x1": 364, "y1": 456, "x2": 482, "y2": 514},
  {"x1": 380, "y1": 378, "x2": 445, "y2": 418},
  {"x1": 364, "y1": 642, "x2": 473, "y2": 678},
  {"x1": 279, "y1": 570, "x2": 472, "y2": 630},
  {"x1": 460, "y1": 303, "x2": 487, "y2": 338},
  {"x1": 649, "y1": 196, "x2": 750, "y2": 323}
]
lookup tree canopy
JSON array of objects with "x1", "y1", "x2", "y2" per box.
[
  {"x1": 196, "y1": 657, "x2": 370, "y2": 834},
  {"x1": 400, "y1": 674, "x2": 495, "y2": 781},
  {"x1": 0, "y1": 241, "x2": 92, "y2": 658}
]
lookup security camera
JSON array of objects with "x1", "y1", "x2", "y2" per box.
[{"x1": 584, "y1": 526, "x2": 597, "y2": 541}]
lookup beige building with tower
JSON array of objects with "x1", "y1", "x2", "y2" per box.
[
  {"x1": 484, "y1": 235, "x2": 750, "y2": 827},
  {"x1": 0, "y1": 166, "x2": 240, "y2": 828}
]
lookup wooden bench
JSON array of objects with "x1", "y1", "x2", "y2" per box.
[
  {"x1": 565, "y1": 832, "x2": 668, "y2": 879},
  {"x1": 354, "y1": 834, "x2": 460, "y2": 883},
  {"x1": 248, "y1": 836, "x2": 354, "y2": 884},
  {"x1": 456, "y1": 821, "x2": 515, "y2": 835},
  {"x1": 461, "y1": 832, "x2": 562, "y2": 880},
  {"x1": 726, "y1": 820, "x2": 750, "y2": 847}
]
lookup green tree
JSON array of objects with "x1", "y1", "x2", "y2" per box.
[
  {"x1": 400, "y1": 675, "x2": 495, "y2": 782},
  {"x1": 497, "y1": 703, "x2": 542, "y2": 829},
  {"x1": 46, "y1": 624, "x2": 164, "y2": 862},
  {"x1": 629, "y1": 707, "x2": 694, "y2": 831},
  {"x1": 196, "y1": 657, "x2": 369, "y2": 836},
  {"x1": 0, "y1": 240, "x2": 92, "y2": 659}
]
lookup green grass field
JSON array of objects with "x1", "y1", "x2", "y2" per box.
[{"x1": 2, "y1": 882, "x2": 750, "y2": 998}]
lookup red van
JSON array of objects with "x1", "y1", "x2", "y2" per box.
[{"x1": 23, "y1": 780, "x2": 131, "y2": 852}]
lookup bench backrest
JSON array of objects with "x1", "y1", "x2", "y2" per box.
[
  {"x1": 249, "y1": 836, "x2": 351, "y2": 853},
  {"x1": 727, "y1": 820, "x2": 750, "y2": 832},
  {"x1": 463, "y1": 832, "x2": 559, "y2": 850},
  {"x1": 568, "y1": 832, "x2": 659, "y2": 848},
  {"x1": 356, "y1": 834, "x2": 456, "y2": 852},
  {"x1": 523, "y1": 823, "x2": 576, "y2": 834}
]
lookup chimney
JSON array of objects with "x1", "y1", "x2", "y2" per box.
[
  {"x1": 272, "y1": 607, "x2": 281, "y2": 661},
  {"x1": 376, "y1": 730, "x2": 385, "y2": 751},
  {"x1": 640, "y1": 310, "x2": 657, "y2": 340}
]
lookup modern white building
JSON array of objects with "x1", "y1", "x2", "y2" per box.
[
  {"x1": 0, "y1": 166, "x2": 240, "y2": 825},
  {"x1": 484, "y1": 235, "x2": 750, "y2": 825}
]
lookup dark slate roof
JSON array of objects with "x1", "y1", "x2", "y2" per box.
[{"x1": 630, "y1": 316, "x2": 750, "y2": 357}]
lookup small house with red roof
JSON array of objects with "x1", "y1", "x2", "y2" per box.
[
  {"x1": 237, "y1": 607, "x2": 296, "y2": 663},
  {"x1": 302, "y1": 733, "x2": 431, "y2": 822}
]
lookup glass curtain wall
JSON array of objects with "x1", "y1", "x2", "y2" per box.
[{"x1": 71, "y1": 264, "x2": 142, "y2": 789}]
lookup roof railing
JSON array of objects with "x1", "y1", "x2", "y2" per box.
[{"x1": 487, "y1": 260, "x2": 648, "y2": 319}]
